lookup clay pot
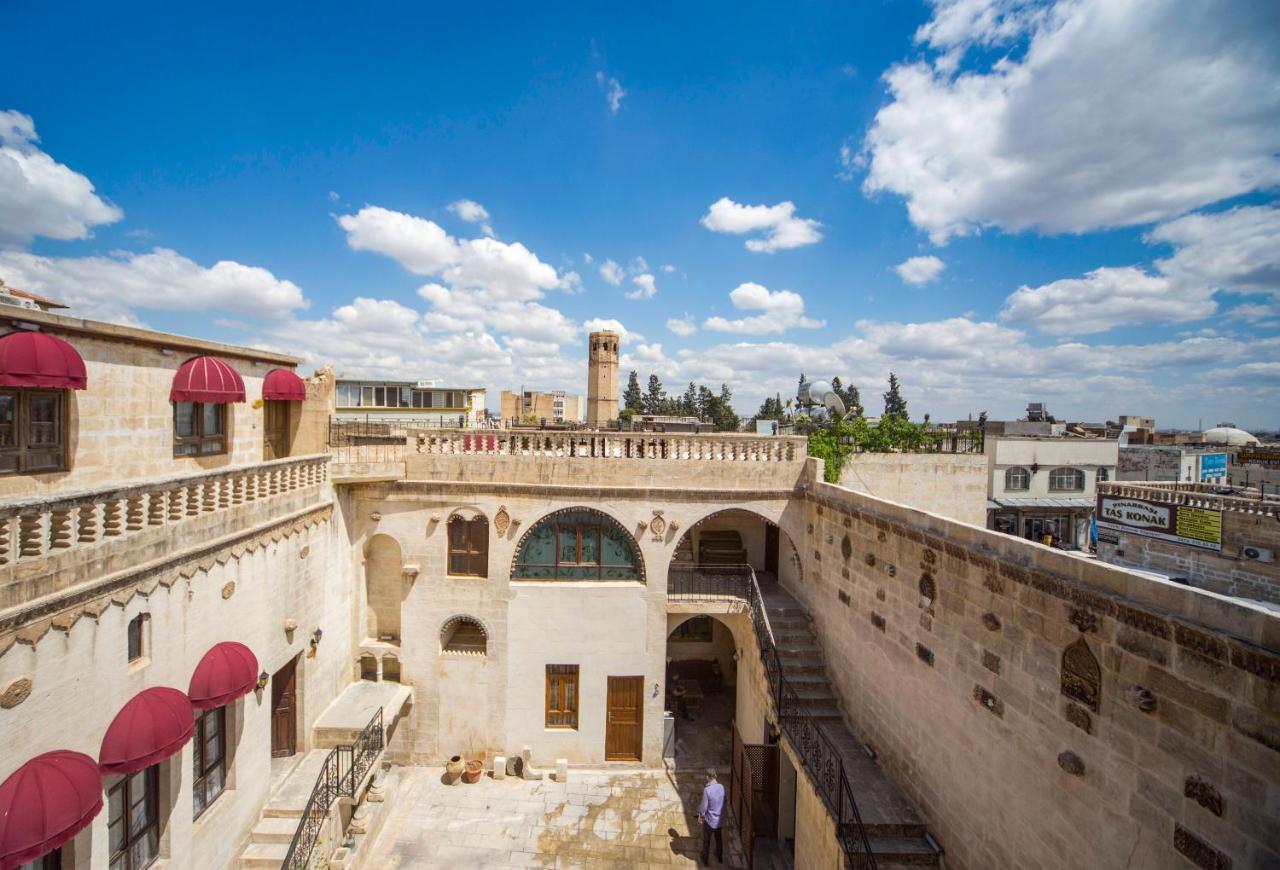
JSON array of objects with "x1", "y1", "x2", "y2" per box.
[
  {"x1": 445, "y1": 755, "x2": 464, "y2": 784},
  {"x1": 462, "y1": 759, "x2": 484, "y2": 784}
]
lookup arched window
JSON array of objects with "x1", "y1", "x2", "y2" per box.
[
  {"x1": 511, "y1": 508, "x2": 642, "y2": 581},
  {"x1": 440, "y1": 616, "x2": 488, "y2": 655},
  {"x1": 1004, "y1": 466, "x2": 1030, "y2": 491},
  {"x1": 448, "y1": 513, "x2": 489, "y2": 577},
  {"x1": 1048, "y1": 467, "x2": 1085, "y2": 492}
]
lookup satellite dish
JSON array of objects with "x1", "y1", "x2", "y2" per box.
[{"x1": 798, "y1": 379, "x2": 847, "y2": 419}]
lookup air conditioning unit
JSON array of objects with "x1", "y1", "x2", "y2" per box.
[
  {"x1": 0, "y1": 291, "x2": 39, "y2": 311},
  {"x1": 1242, "y1": 546, "x2": 1275, "y2": 563}
]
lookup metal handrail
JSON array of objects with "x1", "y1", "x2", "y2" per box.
[
  {"x1": 281, "y1": 708, "x2": 385, "y2": 870},
  {"x1": 668, "y1": 564, "x2": 876, "y2": 868}
]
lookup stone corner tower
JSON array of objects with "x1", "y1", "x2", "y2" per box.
[{"x1": 586, "y1": 330, "x2": 620, "y2": 428}]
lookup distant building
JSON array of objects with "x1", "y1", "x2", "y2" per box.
[
  {"x1": 629, "y1": 414, "x2": 710, "y2": 433},
  {"x1": 334, "y1": 378, "x2": 486, "y2": 427},
  {"x1": 500, "y1": 389, "x2": 584, "y2": 424},
  {"x1": 1118, "y1": 446, "x2": 1228, "y2": 483},
  {"x1": 1096, "y1": 481, "x2": 1280, "y2": 604},
  {"x1": 985, "y1": 421, "x2": 1118, "y2": 548},
  {"x1": 586, "y1": 331, "x2": 619, "y2": 428},
  {"x1": 1117, "y1": 414, "x2": 1155, "y2": 430}
]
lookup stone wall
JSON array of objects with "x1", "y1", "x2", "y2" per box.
[
  {"x1": 838, "y1": 452, "x2": 988, "y2": 526},
  {"x1": 0, "y1": 311, "x2": 307, "y2": 498},
  {"x1": 0, "y1": 500, "x2": 353, "y2": 870},
  {"x1": 791, "y1": 464, "x2": 1279, "y2": 869}
]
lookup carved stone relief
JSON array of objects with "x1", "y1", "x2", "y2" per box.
[
  {"x1": 1064, "y1": 703, "x2": 1092, "y2": 734},
  {"x1": 982, "y1": 613, "x2": 1002, "y2": 632},
  {"x1": 841, "y1": 535, "x2": 852, "y2": 560},
  {"x1": 1184, "y1": 777, "x2": 1224, "y2": 817},
  {"x1": 1, "y1": 677, "x2": 32, "y2": 709},
  {"x1": 649, "y1": 510, "x2": 667, "y2": 541},
  {"x1": 494, "y1": 506, "x2": 511, "y2": 537},
  {"x1": 1069, "y1": 606, "x2": 1099, "y2": 634},
  {"x1": 1125, "y1": 685, "x2": 1157, "y2": 713},
  {"x1": 1061, "y1": 637, "x2": 1101, "y2": 712},
  {"x1": 220, "y1": 581, "x2": 236, "y2": 599},
  {"x1": 918, "y1": 573, "x2": 936, "y2": 611},
  {"x1": 1057, "y1": 751, "x2": 1085, "y2": 777}
]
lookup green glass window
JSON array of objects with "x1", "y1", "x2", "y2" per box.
[{"x1": 512, "y1": 509, "x2": 642, "y2": 581}]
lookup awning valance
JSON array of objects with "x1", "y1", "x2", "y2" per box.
[
  {"x1": 0, "y1": 750, "x2": 103, "y2": 869},
  {"x1": 0, "y1": 332, "x2": 87, "y2": 390},
  {"x1": 188, "y1": 641, "x2": 259, "y2": 710},
  {"x1": 262, "y1": 368, "x2": 306, "y2": 402},
  {"x1": 98, "y1": 687, "x2": 194, "y2": 776},
  {"x1": 170, "y1": 356, "x2": 245, "y2": 404}
]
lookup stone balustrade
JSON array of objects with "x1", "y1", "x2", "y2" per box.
[
  {"x1": 0, "y1": 454, "x2": 331, "y2": 569},
  {"x1": 1098, "y1": 481, "x2": 1280, "y2": 517}
]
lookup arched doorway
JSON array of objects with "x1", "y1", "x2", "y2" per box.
[
  {"x1": 665, "y1": 614, "x2": 738, "y2": 770},
  {"x1": 670, "y1": 508, "x2": 801, "y2": 587}
]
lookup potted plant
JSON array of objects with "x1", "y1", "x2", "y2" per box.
[
  {"x1": 445, "y1": 755, "x2": 464, "y2": 784},
  {"x1": 462, "y1": 758, "x2": 484, "y2": 784}
]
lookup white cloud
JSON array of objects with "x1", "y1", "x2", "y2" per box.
[
  {"x1": 327, "y1": 190, "x2": 340, "y2": 203},
  {"x1": 599, "y1": 258, "x2": 624, "y2": 286},
  {"x1": 333, "y1": 296, "x2": 419, "y2": 333},
  {"x1": 703, "y1": 283, "x2": 826, "y2": 334},
  {"x1": 558, "y1": 270, "x2": 584, "y2": 294},
  {"x1": 596, "y1": 72, "x2": 627, "y2": 114},
  {"x1": 583, "y1": 318, "x2": 642, "y2": 342},
  {"x1": 700, "y1": 197, "x2": 823, "y2": 253},
  {"x1": 0, "y1": 109, "x2": 123, "y2": 248},
  {"x1": 667, "y1": 315, "x2": 697, "y2": 337},
  {"x1": 0, "y1": 247, "x2": 306, "y2": 325},
  {"x1": 859, "y1": 1, "x2": 1280, "y2": 243},
  {"x1": 447, "y1": 198, "x2": 494, "y2": 237},
  {"x1": 661, "y1": 264, "x2": 676, "y2": 273},
  {"x1": 338, "y1": 206, "x2": 459, "y2": 275},
  {"x1": 894, "y1": 255, "x2": 946, "y2": 285},
  {"x1": 1002, "y1": 204, "x2": 1280, "y2": 334},
  {"x1": 626, "y1": 273, "x2": 657, "y2": 301}
]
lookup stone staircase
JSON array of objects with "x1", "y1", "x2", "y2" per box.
[
  {"x1": 238, "y1": 749, "x2": 329, "y2": 868},
  {"x1": 760, "y1": 585, "x2": 943, "y2": 868}
]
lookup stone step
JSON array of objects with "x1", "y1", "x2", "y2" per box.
[
  {"x1": 239, "y1": 842, "x2": 289, "y2": 869},
  {"x1": 791, "y1": 686, "x2": 840, "y2": 704},
  {"x1": 848, "y1": 835, "x2": 942, "y2": 866},
  {"x1": 250, "y1": 815, "x2": 300, "y2": 845}
]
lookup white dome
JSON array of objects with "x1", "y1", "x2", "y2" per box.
[{"x1": 1201, "y1": 426, "x2": 1259, "y2": 446}]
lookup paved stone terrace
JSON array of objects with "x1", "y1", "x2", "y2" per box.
[{"x1": 362, "y1": 766, "x2": 748, "y2": 868}]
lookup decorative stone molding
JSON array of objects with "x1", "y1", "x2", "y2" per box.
[
  {"x1": 402, "y1": 563, "x2": 420, "y2": 580},
  {"x1": 1069, "y1": 606, "x2": 1099, "y2": 634},
  {"x1": 1065, "y1": 703, "x2": 1092, "y2": 734},
  {"x1": 284, "y1": 618, "x2": 299, "y2": 633},
  {"x1": 1061, "y1": 638, "x2": 1101, "y2": 713},
  {"x1": 220, "y1": 581, "x2": 236, "y2": 599},
  {"x1": 369, "y1": 511, "x2": 382, "y2": 522},
  {"x1": 1184, "y1": 777, "x2": 1224, "y2": 817},
  {"x1": 494, "y1": 506, "x2": 511, "y2": 537},
  {"x1": 0, "y1": 505, "x2": 331, "y2": 658},
  {"x1": 649, "y1": 510, "x2": 666, "y2": 541},
  {"x1": 1125, "y1": 685, "x2": 1157, "y2": 712},
  {"x1": 1, "y1": 676, "x2": 32, "y2": 708},
  {"x1": 1173, "y1": 825, "x2": 1230, "y2": 870},
  {"x1": 1057, "y1": 751, "x2": 1085, "y2": 777},
  {"x1": 973, "y1": 685, "x2": 1004, "y2": 717},
  {"x1": 982, "y1": 612, "x2": 1002, "y2": 632}
]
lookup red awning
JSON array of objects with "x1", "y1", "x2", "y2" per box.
[
  {"x1": 188, "y1": 641, "x2": 259, "y2": 710},
  {"x1": 0, "y1": 750, "x2": 103, "y2": 869},
  {"x1": 170, "y1": 356, "x2": 245, "y2": 404},
  {"x1": 98, "y1": 688, "x2": 194, "y2": 776},
  {"x1": 262, "y1": 368, "x2": 306, "y2": 402},
  {"x1": 0, "y1": 332, "x2": 87, "y2": 390}
]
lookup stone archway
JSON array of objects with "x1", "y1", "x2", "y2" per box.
[
  {"x1": 670, "y1": 507, "x2": 802, "y2": 586},
  {"x1": 364, "y1": 533, "x2": 404, "y2": 643},
  {"x1": 665, "y1": 613, "x2": 741, "y2": 771}
]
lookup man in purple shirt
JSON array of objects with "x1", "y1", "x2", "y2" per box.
[{"x1": 699, "y1": 767, "x2": 726, "y2": 865}]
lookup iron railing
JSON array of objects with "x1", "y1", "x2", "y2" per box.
[
  {"x1": 281, "y1": 708, "x2": 385, "y2": 870},
  {"x1": 669, "y1": 565, "x2": 877, "y2": 869}
]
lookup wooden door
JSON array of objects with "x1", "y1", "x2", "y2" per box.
[
  {"x1": 605, "y1": 676, "x2": 644, "y2": 761},
  {"x1": 270, "y1": 656, "x2": 298, "y2": 758},
  {"x1": 264, "y1": 400, "x2": 290, "y2": 460},
  {"x1": 764, "y1": 523, "x2": 779, "y2": 575}
]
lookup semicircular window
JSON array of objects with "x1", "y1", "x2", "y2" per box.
[{"x1": 512, "y1": 508, "x2": 642, "y2": 581}]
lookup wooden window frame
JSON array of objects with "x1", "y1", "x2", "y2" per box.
[
  {"x1": 0, "y1": 389, "x2": 67, "y2": 476},
  {"x1": 192, "y1": 707, "x2": 226, "y2": 819},
  {"x1": 173, "y1": 402, "x2": 227, "y2": 457},
  {"x1": 126, "y1": 613, "x2": 148, "y2": 663},
  {"x1": 107, "y1": 766, "x2": 159, "y2": 870},
  {"x1": 447, "y1": 516, "x2": 489, "y2": 578},
  {"x1": 545, "y1": 664, "x2": 579, "y2": 730}
]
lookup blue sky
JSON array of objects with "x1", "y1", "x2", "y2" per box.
[{"x1": 2, "y1": 0, "x2": 1278, "y2": 427}]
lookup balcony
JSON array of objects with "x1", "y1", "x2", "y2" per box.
[
  {"x1": 0, "y1": 454, "x2": 331, "y2": 623},
  {"x1": 329, "y1": 423, "x2": 809, "y2": 490}
]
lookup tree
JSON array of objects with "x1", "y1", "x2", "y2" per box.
[
  {"x1": 797, "y1": 372, "x2": 807, "y2": 402},
  {"x1": 681, "y1": 382, "x2": 698, "y2": 417},
  {"x1": 623, "y1": 371, "x2": 643, "y2": 412},
  {"x1": 844, "y1": 383, "x2": 864, "y2": 418},
  {"x1": 644, "y1": 374, "x2": 666, "y2": 415},
  {"x1": 882, "y1": 372, "x2": 908, "y2": 421}
]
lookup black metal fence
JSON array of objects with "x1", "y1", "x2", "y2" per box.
[{"x1": 282, "y1": 708, "x2": 385, "y2": 870}]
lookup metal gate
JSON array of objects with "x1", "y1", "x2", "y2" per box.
[{"x1": 731, "y1": 725, "x2": 780, "y2": 869}]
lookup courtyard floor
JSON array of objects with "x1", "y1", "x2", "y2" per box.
[{"x1": 361, "y1": 766, "x2": 748, "y2": 868}]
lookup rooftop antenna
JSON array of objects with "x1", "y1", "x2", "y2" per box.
[{"x1": 797, "y1": 378, "x2": 846, "y2": 421}]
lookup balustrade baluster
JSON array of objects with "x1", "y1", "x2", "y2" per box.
[
  {"x1": 102, "y1": 500, "x2": 123, "y2": 536},
  {"x1": 18, "y1": 513, "x2": 44, "y2": 559}
]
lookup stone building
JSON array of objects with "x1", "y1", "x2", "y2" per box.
[
  {"x1": 585, "y1": 330, "x2": 618, "y2": 428},
  {"x1": 498, "y1": 389, "x2": 584, "y2": 425},
  {"x1": 1118, "y1": 445, "x2": 1229, "y2": 483},
  {"x1": 334, "y1": 378, "x2": 486, "y2": 428},
  {"x1": 1, "y1": 306, "x2": 1277, "y2": 870},
  {"x1": 985, "y1": 426, "x2": 1118, "y2": 548}
]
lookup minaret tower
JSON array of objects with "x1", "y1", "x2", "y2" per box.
[{"x1": 586, "y1": 330, "x2": 620, "y2": 428}]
